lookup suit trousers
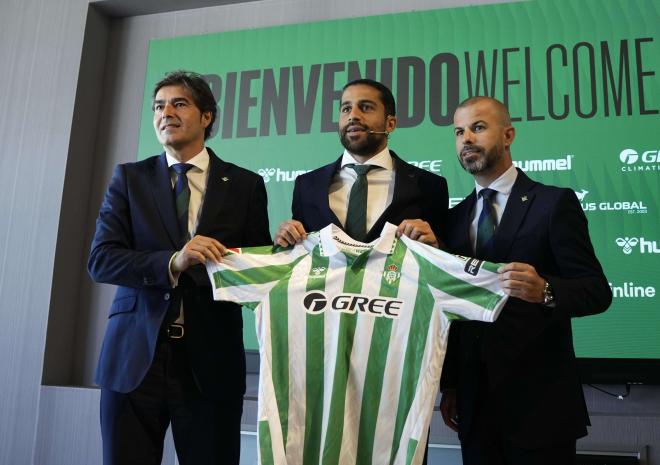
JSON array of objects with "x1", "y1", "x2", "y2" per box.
[
  {"x1": 100, "y1": 333, "x2": 243, "y2": 465},
  {"x1": 460, "y1": 366, "x2": 576, "y2": 465}
]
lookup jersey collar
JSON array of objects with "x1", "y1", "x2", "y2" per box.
[{"x1": 318, "y1": 222, "x2": 397, "y2": 257}]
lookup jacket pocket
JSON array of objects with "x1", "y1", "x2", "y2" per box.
[{"x1": 109, "y1": 287, "x2": 138, "y2": 317}]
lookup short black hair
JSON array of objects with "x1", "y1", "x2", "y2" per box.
[
  {"x1": 342, "y1": 78, "x2": 396, "y2": 117},
  {"x1": 152, "y1": 70, "x2": 217, "y2": 140}
]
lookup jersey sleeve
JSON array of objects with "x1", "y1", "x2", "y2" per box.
[
  {"x1": 206, "y1": 244, "x2": 308, "y2": 309},
  {"x1": 404, "y1": 237, "x2": 508, "y2": 323}
]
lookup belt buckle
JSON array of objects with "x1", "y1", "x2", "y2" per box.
[{"x1": 167, "y1": 324, "x2": 184, "y2": 339}]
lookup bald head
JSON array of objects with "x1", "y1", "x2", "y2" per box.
[
  {"x1": 452, "y1": 96, "x2": 516, "y2": 186},
  {"x1": 456, "y1": 96, "x2": 512, "y2": 127}
]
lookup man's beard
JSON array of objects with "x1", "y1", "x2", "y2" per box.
[
  {"x1": 458, "y1": 144, "x2": 503, "y2": 175},
  {"x1": 339, "y1": 125, "x2": 386, "y2": 157}
]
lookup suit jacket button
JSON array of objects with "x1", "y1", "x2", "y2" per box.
[{"x1": 164, "y1": 292, "x2": 170, "y2": 301}]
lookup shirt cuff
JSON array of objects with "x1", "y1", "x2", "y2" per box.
[{"x1": 168, "y1": 252, "x2": 180, "y2": 287}]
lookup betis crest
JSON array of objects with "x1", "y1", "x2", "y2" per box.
[{"x1": 383, "y1": 263, "x2": 401, "y2": 284}]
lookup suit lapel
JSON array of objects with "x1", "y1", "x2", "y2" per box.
[
  {"x1": 320, "y1": 157, "x2": 343, "y2": 228},
  {"x1": 491, "y1": 169, "x2": 537, "y2": 260},
  {"x1": 150, "y1": 154, "x2": 180, "y2": 247},
  {"x1": 454, "y1": 191, "x2": 477, "y2": 256},
  {"x1": 196, "y1": 148, "x2": 233, "y2": 235}
]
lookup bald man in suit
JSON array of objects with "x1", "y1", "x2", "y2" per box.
[{"x1": 438, "y1": 96, "x2": 611, "y2": 465}]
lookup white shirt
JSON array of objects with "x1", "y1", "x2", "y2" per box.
[
  {"x1": 328, "y1": 147, "x2": 395, "y2": 232},
  {"x1": 469, "y1": 165, "x2": 518, "y2": 254},
  {"x1": 166, "y1": 147, "x2": 210, "y2": 322}
]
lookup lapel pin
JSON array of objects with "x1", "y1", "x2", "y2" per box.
[
  {"x1": 521, "y1": 195, "x2": 528, "y2": 202},
  {"x1": 222, "y1": 177, "x2": 229, "y2": 182}
]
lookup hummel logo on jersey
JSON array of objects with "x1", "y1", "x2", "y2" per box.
[
  {"x1": 383, "y1": 264, "x2": 401, "y2": 284},
  {"x1": 461, "y1": 258, "x2": 484, "y2": 276},
  {"x1": 303, "y1": 291, "x2": 403, "y2": 318},
  {"x1": 310, "y1": 267, "x2": 327, "y2": 278}
]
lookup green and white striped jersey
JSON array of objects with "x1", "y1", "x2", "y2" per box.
[{"x1": 207, "y1": 222, "x2": 507, "y2": 465}]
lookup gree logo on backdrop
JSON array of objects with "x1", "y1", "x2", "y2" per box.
[
  {"x1": 615, "y1": 237, "x2": 660, "y2": 254},
  {"x1": 619, "y1": 148, "x2": 660, "y2": 172},
  {"x1": 407, "y1": 160, "x2": 443, "y2": 174},
  {"x1": 449, "y1": 197, "x2": 465, "y2": 208}
]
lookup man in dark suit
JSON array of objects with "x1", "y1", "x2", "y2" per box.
[
  {"x1": 438, "y1": 96, "x2": 612, "y2": 465},
  {"x1": 88, "y1": 71, "x2": 270, "y2": 465},
  {"x1": 274, "y1": 78, "x2": 448, "y2": 248}
]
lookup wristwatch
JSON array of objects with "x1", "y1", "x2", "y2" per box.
[{"x1": 542, "y1": 280, "x2": 555, "y2": 306}]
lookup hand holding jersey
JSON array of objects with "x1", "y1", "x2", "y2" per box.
[
  {"x1": 273, "y1": 219, "x2": 307, "y2": 246},
  {"x1": 171, "y1": 234, "x2": 226, "y2": 273}
]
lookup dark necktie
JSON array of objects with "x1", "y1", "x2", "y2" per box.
[
  {"x1": 476, "y1": 188, "x2": 498, "y2": 255},
  {"x1": 344, "y1": 164, "x2": 374, "y2": 242},
  {"x1": 172, "y1": 163, "x2": 194, "y2": 243}
]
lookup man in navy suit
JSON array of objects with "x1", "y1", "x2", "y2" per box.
[
  {"x1": 88, "y1": 71, "x2": 270, "y2": 465},
  {"x1": 273, "y1": 77, "x2": 446, "y2": 465},
  {"x1": 274, "y1": 78, "x2": 448, "y2": 247},
  {"x1": 438, "y1": 96, "x2": 612, "y2": 465}
]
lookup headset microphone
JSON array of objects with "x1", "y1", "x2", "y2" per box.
[{"x1": 367, "y1": 130, "x2": 390, "y2": 135}]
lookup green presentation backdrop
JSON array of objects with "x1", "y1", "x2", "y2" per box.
[{"x1": 138, "y1": 0, "x2": 660, "y2": 359}]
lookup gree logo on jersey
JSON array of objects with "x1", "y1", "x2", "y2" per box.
[{"x1": 303, "y1": 291, "x2": 403, "y2": 318}]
